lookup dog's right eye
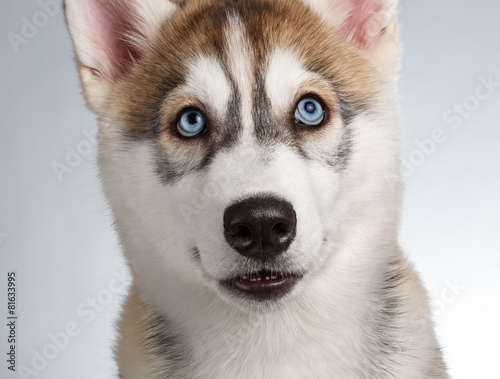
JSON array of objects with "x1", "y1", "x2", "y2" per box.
[{"x1": 177, "y1": 109, "x2": 207, "y2": 137}]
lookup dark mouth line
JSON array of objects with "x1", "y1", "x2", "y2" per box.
[
  {"x1": 221, "y1": 270, "x2": 302, "y2": 301},
  {"x1": 228, "y1": 270, "x2": 299, "y2": 282}
]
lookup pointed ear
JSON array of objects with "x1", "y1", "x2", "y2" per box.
[
  {"x1": 303, "y1": 0, "x2": 400, "y2": 77},
  {"x1": 64, "y1": 0, "x2": 179, "y2": 113}
]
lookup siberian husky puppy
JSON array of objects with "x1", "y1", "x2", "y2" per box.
[{"x1": 64, "y1": 0, "x2": 447, "y2": 377}]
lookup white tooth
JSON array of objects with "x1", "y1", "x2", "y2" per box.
[
  {"x1": 265, "y1": 276, "x2": 270, "y2": 280},
  {"x1": 250, "y1": 278, "x2": 256, "y2": 282},
  {"x1": 242, "y1": 275, "x2": 247, "y2": 280},
  {"x1": 257, "y1": 277, "x2": 261, "y2": 281},
  {"x1": 271, "y1": 275, "x2": 277, "y2": 280}
]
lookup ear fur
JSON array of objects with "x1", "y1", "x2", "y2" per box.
[
  {"x1": 64, "y1": 0, "x2": 179, "y2": 113},
  {"x1": 302, "y1": 0, "x2": 400, "y2": 77}
]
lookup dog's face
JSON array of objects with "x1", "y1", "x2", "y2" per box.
[{"x1": 66, "y1": 0, "x2": 401, "y2": 312}]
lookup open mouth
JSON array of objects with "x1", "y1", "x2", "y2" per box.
[{"x1": 221, "y1": 271, "x2": 301, "y2": 301}]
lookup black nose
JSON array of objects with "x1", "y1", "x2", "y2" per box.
[{"x1": 223, "y1": 196, "x2": 297, "y2": 259}]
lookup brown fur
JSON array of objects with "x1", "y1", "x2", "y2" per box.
[{"x1": 107, "y1": 0, "x2": 380, "y2": 141}]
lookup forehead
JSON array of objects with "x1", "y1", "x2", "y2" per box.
[{"x1": 117, "y1": 0, "x2": 378, "y2": 137}]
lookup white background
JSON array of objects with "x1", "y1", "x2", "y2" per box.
[{"x1": 1, "y1": 1, "x2": 499, "y2": 378}]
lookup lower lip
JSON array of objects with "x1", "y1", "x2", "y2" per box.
[{"x1": 221, "y1": 272, "x2": 300, "y2": 301}]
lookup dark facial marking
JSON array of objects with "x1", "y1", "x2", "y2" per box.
[
  {"x1": 140, "y1": 302, "x2": 188, "y2": 377},
  {"x1": 253, "y1": 71, "x2": 298, "y2": 148},
  {"x1": 360, "y1": 257, "x2": 405, "y2": 377}
]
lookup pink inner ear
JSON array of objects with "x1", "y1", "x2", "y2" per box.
[
  {"x1": 329, "y1": 0, "x2": 384, "y2": 48},
  {"x1": 85, "y1": 0, "x2": 144, "y2": 80}
]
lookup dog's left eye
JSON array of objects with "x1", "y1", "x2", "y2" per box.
[
  {"x1": 177, "y1": 109, "x2": 207, "y2": 137},
  {"x1": 295, "y1": 97, "x2": 325, "y2": 126}
]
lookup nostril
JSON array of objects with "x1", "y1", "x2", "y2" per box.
[
  {"x1": 230, "y1": 224, "x2": 253, "y2": 247},
  {"x1": 271, "y1": 222, "x2": 291, "y2": 244},
  {"x1": 272, "y1": 222, "x2": 290, "y2": 238}
]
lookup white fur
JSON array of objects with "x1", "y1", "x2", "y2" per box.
[
  {"x1": 265, "y1": 49, "x2": 317, "y2": 114},
  {"x1": 182, "y1": 56, "x2": 232, "y2": 118},
  {"x1": 102, "y1": 105, "x2": 443, "y2": 378},
  {"x1": 97, "y1": 70, "x2": 443, "y2": 379},
  {"x1": 223, "y1": 15, "x2": 255, "y2": 141}
]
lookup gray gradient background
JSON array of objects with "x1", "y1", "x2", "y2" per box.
[{"x1": 1, "y1": 0, "x2": 499, "y2": 378}]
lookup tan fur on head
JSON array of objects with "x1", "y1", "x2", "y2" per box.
[{"x1": 65, "y1": 0, "x2": 401, "y2": 115}]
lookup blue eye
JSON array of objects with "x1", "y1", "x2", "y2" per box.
[
  {"x1": 177, "y1": 110, "x2": 206, "y2": 137},
  {"x1": 295, "y1": 97, "x2": 325, "y2": 126}
]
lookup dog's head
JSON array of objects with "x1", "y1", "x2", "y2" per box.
[{"x1": 65, "y1": 0, "x2": 401, "y2": 312}]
